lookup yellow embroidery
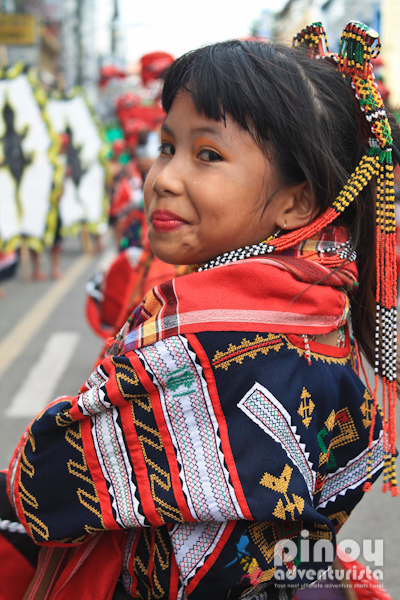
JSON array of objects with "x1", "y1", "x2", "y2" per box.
[
  {"x1": 261, "y1": 464, "x2": 292, "y2": 494},
  {"x1": 248, "y1": 522, "x2": 277, "y2": 564},
  {"x1": 327, "y1": 409, "x2": 359, "y2": 450},
  {"x1": 131, "y1": 395, "x2": 184, "y2": 524},
  {"x1": 212, "y1": 333, "x2": 284, "y2": 371},
  {"x1": 325, "y1": 410, "x2": 336, "y2": 432},
  {"x1": 21, "y1": 447, "x2": 35, "y2": 478},
  {"x1": 360, "y1": 390, "x2": 374, "y2": 428},
  {"x1": 245, "y1": 557, "x2": 276, "y2": 585},
  {"x1": 247, "y1": 521, "x2": 294, "y2": 580},
  {"x1": 154, "y1": 527, "x2": 170, "y2": 571},
  {"x1": 57, "y1": 530, "x2": 104, "y2": 543},
  {"x1": 19, "y1": 481, "x2": 38, "y2": 509},
  {"x1": 133, "y1": 528, "x2": 169, "y2": 600},
  {"x1": 55, "y1": 410, "x2": 74, "y2": 427},
  {"x1": 17, "y1": 430, "x2": 50, "y2": 541},
  {"x1": 84, "y1": 526, "x2": 104, "y2": 535},
  {"x1": 28, "y1": 427, "x2": 36, "y2": 453},
  {"x1": 213, "y1": 334, "x2": 350, "y2": 370},
  {"x1": 318, "y1": 408, "x2": 359, "y2": 467},
  {"x1": 65, "y1": 425, "x2": 105, "y2": 529},
  {"x1": 18, "y1": 413, "x2": 103, "y2": 543},
  {"x1": 285, "y1": 336, "x2": 350, "y2": 365},
  {"x1": 58, "y1": 534, "x2": 88, "y2": 543},
  {"x1": 136, "y1": 394, "x2": 152, "y2": 412},
  {"x1": 19, "y1": 482, "x2": 49, "y2": 540},
  {"x1": 297, "y1": 388, "x2": 315, "y2": 428},
  {"x1": 248, "y1": 519, "x2": 328, "y2": 587},
  {"x1": 24, "y1": 511, "x2": 50, "y2": 540},
  {"x1": 260, "y1": 464, "x2": 305, "y2": 520},
  {"x1": 328, "y1": 511, "x2": 349, "y2": 533},
  {"x1": 112, "y1": 358, "x2": 140, "y2": 397}
]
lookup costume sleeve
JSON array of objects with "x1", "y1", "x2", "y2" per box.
[{"x1": 7, "y1": 334, "x2": 253, "y2": 546}]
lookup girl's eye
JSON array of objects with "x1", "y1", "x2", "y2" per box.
[
  {"x1": 198, "y1": 149, "x2": 222, "y2": 162},
  {"x1": 159, "y1": 142, "x2": 175, "y2": 156}
]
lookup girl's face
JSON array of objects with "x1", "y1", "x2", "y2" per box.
[{"x1": 144, "y1": 91, "x2": 281, "y2": 265}]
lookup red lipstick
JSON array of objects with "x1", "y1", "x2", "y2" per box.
[{"x1": 151, "y1": 210, "x2": 187, "y2": 232}]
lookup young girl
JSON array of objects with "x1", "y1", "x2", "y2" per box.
[{"x1": 4, "y1": 22, "x2": 398, "y2": 600}]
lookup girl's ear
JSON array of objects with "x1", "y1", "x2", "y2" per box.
[{"x1": 274, "y1": 181, "x2": 316, "y2": 231}]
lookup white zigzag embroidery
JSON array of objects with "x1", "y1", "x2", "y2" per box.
[
  {"x1": 92, "y1": 409, "x2": 145, "y2": 527},
  {"x1": 170, "y1": 521, "x2": 228, "y2": 587},
  {"x1": 316, "y1": 430, "x2": 384, "y2": 508},
  {"x1": 237, "y1": 382, "x2": 316, "y2": 500},
  {"x1": 78, "y1": 364, "x2": 112, "y2": 416},
  {"x1": 137, "y1": 335, "x2": 244, "y2": 522}
]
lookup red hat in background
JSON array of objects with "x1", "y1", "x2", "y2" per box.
[
  {"x1": 124, "y1": 118, "x2": 150, "y2": 135},
  {"x1": 116, "y1": 93, "x2": 140, "y2": 111},
  {"x1": 99, "y1": 65, "x2": 127, "y2": 88},
  {"x1": 115, "y1": 93, "x2": 141, "y2": 132},
  {"x1": 117, "y1": 100, "x2": 166, "y2": 147},
  {"x1": 140, "y1": 51, "x2": 174, "y2": 85}
]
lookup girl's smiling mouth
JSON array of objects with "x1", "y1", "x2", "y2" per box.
[{"x1": 151, "y1": 210, "x2": 188, "y2": 232}]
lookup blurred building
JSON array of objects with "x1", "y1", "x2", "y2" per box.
[
  {"x1": 254, "y1": 9, "x2": 275, "y2": 39},
  {"x1": 0, "y1": 0, "x2": 100, "y2": 98},
  {"x1": 321, "y1": 0, "x2": 381, "y2": 52},
  {"x1": 260, "y1": 0, "x2": 400, "y2": 109},
  {"x1": 270, "y1": 0, "x2": 323, "y2": 44},
  {"x1": 380, "y1": 0, "x2": 400, "y2": 109},
  {"x1": 58, "y1": 0, "x2": 98, "y2": 97}
]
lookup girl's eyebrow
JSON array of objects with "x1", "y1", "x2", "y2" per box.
[
  {"x1": 190, "y1": 126, "x2": 224, "y2": 139},
  {"x1": 161, "y1": 123, "x2": 224, "y2": 139}
]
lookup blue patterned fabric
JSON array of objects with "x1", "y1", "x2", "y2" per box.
[{"x1": 7, "y1": 330, "x2": 384, "y2": 599}]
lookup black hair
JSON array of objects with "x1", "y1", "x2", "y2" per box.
[{"x1": 161, "y1": 40, "x2": 399, "y2": 370}]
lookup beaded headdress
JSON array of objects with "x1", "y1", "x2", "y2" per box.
[
  {"x1": 289, "y1": 22, "x2": 397, "y2": 495},
  {"x1": 194, "y1": 22, "x2": 397, "y2": 495}
]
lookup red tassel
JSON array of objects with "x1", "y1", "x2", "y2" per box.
[
  {"x1": 381, "y1": 483, "x2": 388, "y2": 493},
  {"x1": 363, "y1": 481, "x2": 372, "y2": 492},
  {"x1": 390, "y1": 485, "x2": 399, "y2": 497}
]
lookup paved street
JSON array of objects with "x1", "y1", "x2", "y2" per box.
[
  {"x1": 0, "y1": 237, "x2": 399, "y2": 596},
  {"x1": 0, "y1": 236, "x2": 115, "y2": 463}
]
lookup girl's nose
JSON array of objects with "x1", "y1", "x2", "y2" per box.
[{"x1": 151, "y1": 156, "x2": 185, "y2": 197}]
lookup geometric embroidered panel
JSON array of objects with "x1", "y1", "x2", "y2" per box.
[
  {"x1": 317, "y1": 431, "x2": 385, "y2": 508},
  {"x1": 138, "y1": 335, "x2": 245, "y2": 522},
  {"x1": 238, "y1": 382, "x2": 316, "y2": 500}
]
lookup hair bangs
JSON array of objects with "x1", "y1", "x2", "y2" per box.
[{"x1": 161, "y1": 41, "x2": 258, "y2": 135}]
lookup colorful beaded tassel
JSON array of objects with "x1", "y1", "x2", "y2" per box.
[
  {"x1": 289, "y1": 22, "x2": 398, "y2": 495},
  {"x1": 292, "y1": 21, "x2": 329, "y2": 57}
]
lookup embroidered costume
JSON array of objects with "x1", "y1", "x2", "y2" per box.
[
  {"x1": 3, "y1": 20, "x2": 398, "y2": 600},
  {"x1": 6, "y1": 227, "x2": 385, "y2": 599}
]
